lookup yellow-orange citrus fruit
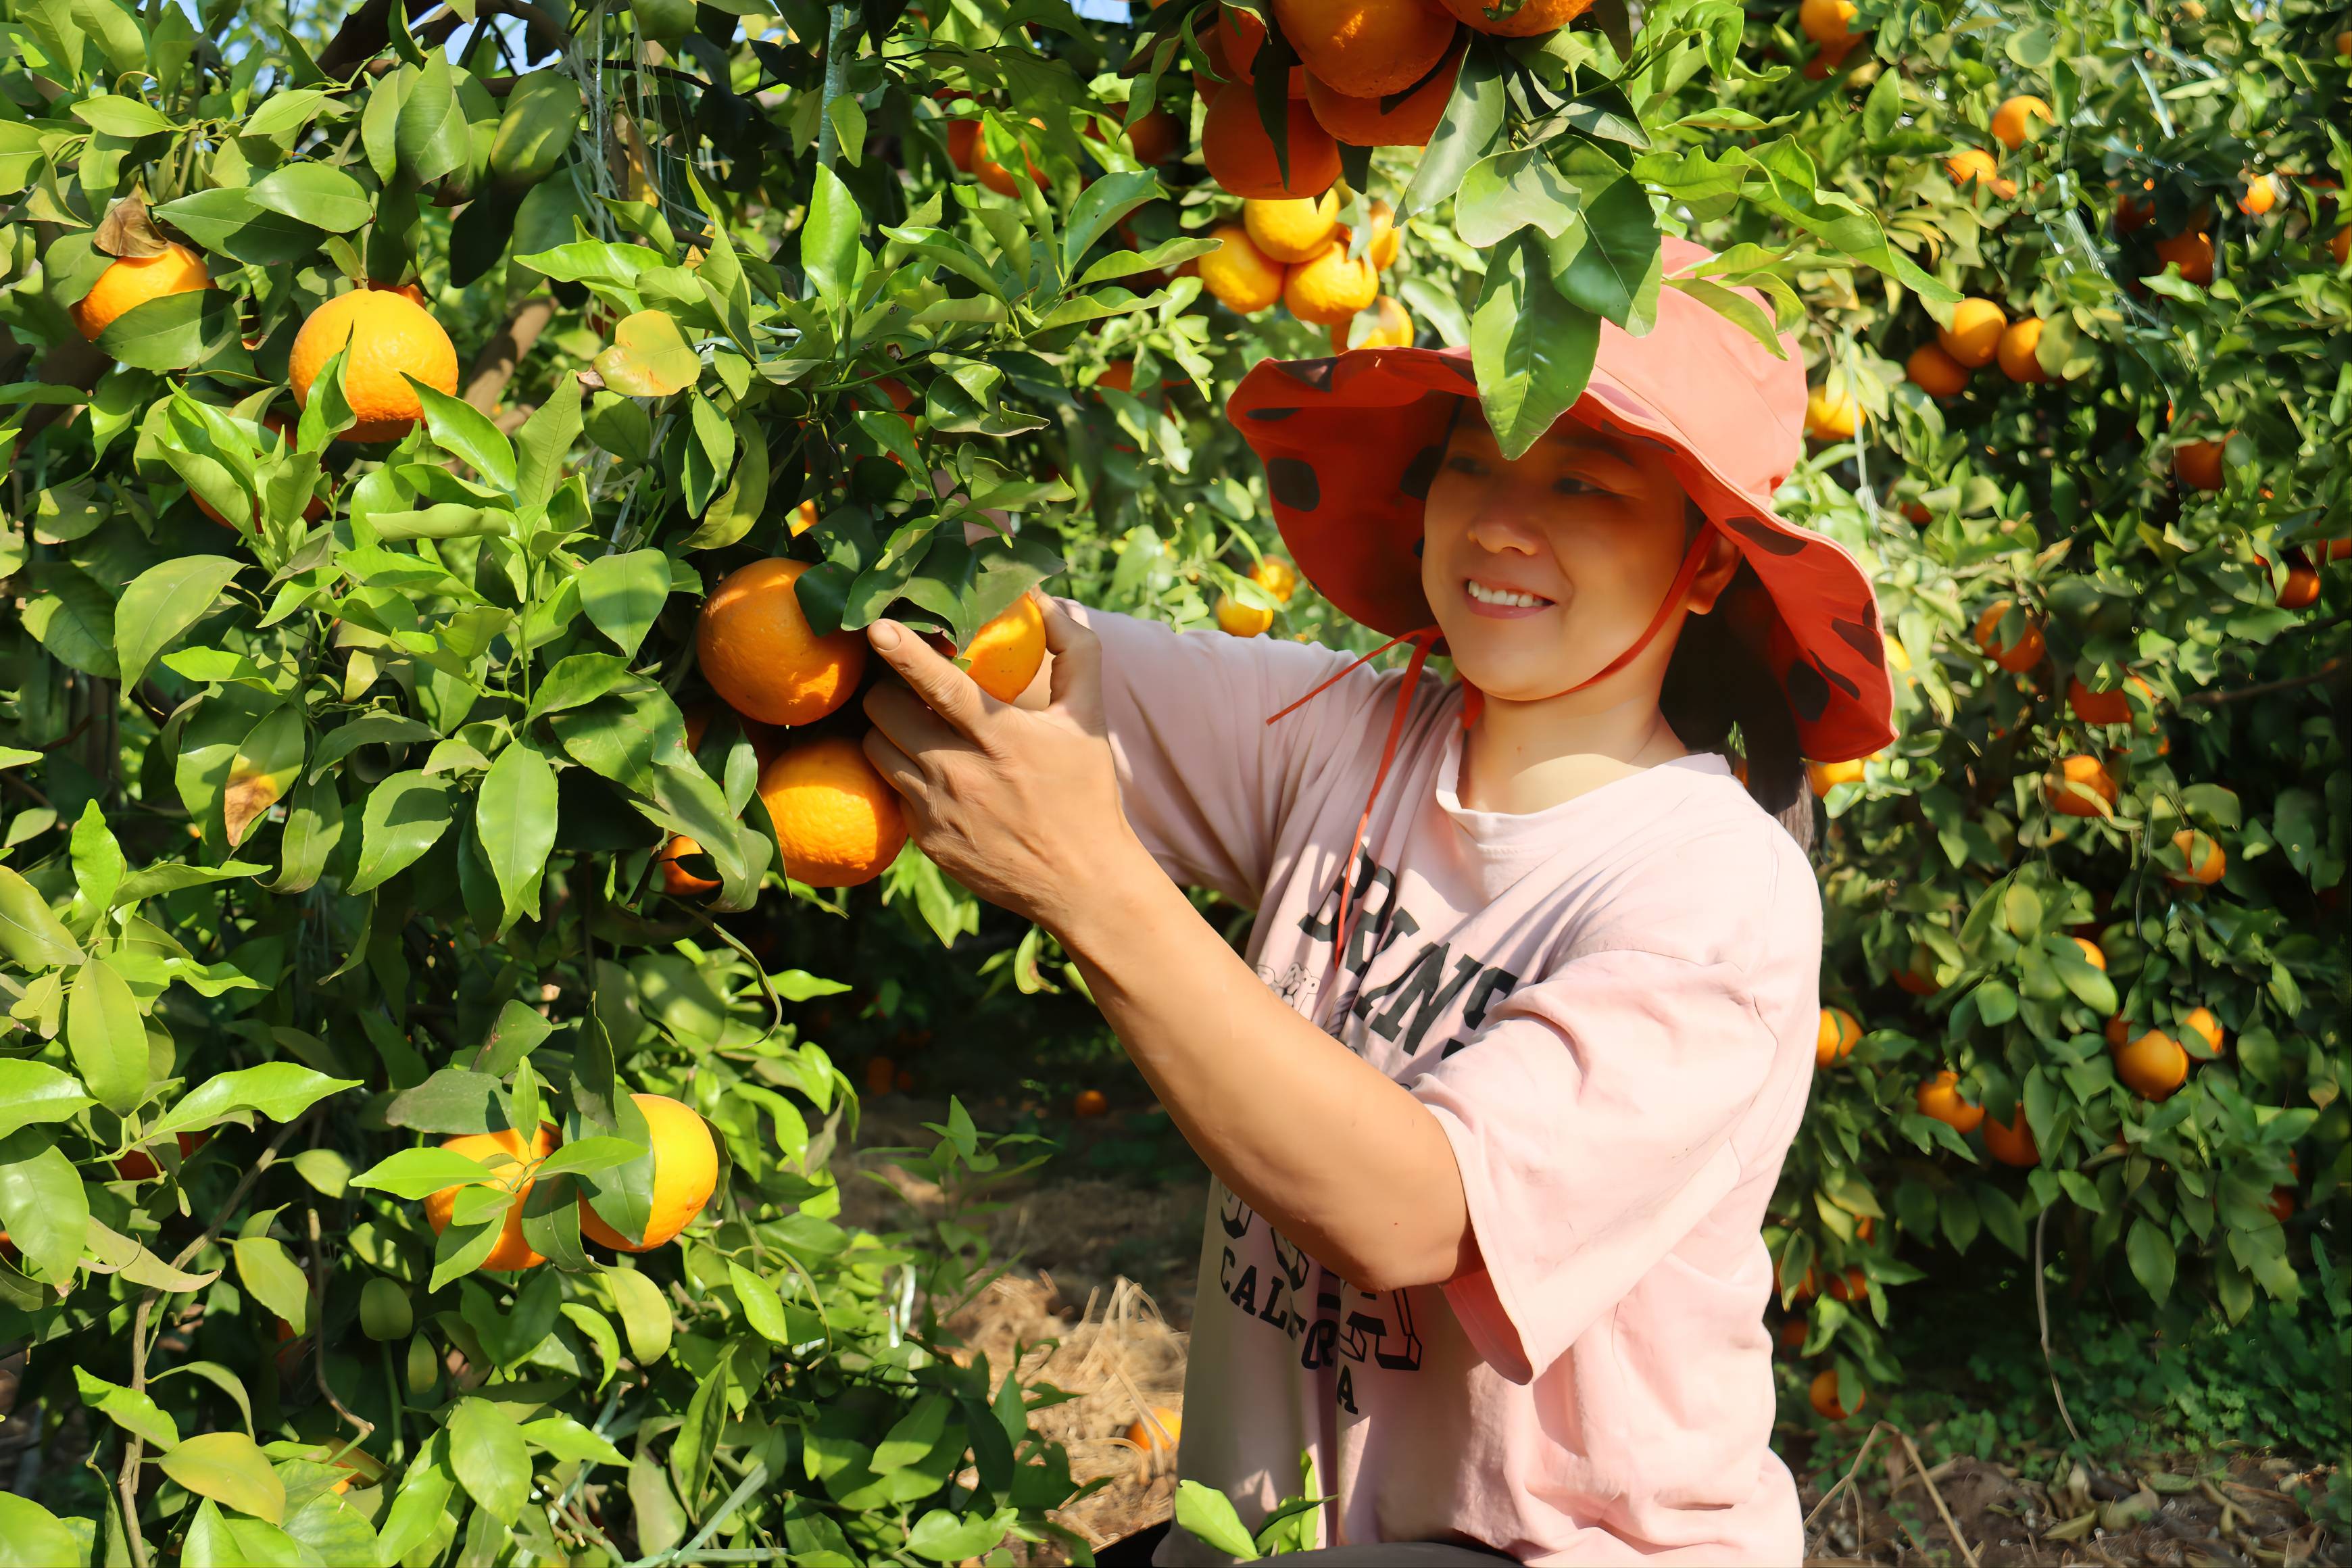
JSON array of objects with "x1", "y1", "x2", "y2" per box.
[
  {"x1": 1804, "y1": 383, "x2": 1861, "y2": 441},
  {"x1": 1916, "y1": 1071, "x2": 1984, "y2": 1133},
  {"x1": 2340, "y1": 28, "x2": 2352, "y2": 53},
  {"x1": 1996, "y1": 317, "x2": 2050, "y2": 383},
  {"x1": 1817, "y1": 1006, "x2": 1861, "y2": 1068},
  {"x1": 1809, "y1": 1369, "x2": 1863, "y2": 1420},
  {"x1": 697, "y1": 558, "x2": 868, "y2": 727},
  {"x1": 1945, "y1": 147, "x2": 1999, "y2": 188},
  {"x1": 1808, "y1": 757, "x2": 1865, "y2": 795},
  {"x1": 1972, "y1": 601, "x2": 2044, "y2": 672},
  {"x1": 289, "y1": 288, "x2": 460, "y2": 443},
  {"x1": 1248, "y1": 560, "x2": 1302, "y2": 608},
  {"x1": 1894, "y1": 942, "x2": 1941, "y2": 996},
  {"x1": 2113, "y1": 1029, "x2": 2189, "y2": 1100},
  {"x1": 2268, "y1": 1187, "x2": 2295, "y2": 1221},
  {"x1": 1274, "y1": 0, "x2": 1458, "y2": 99},
  {"x1": 2044, "y1": 754, "x2": 2118, "y2": 817},
  {"x1": 1825, "y1": 1267, "x2": 1867, "y2": 1303},
  {"x1": 2115, "y1": 188, "x2": 2155, "y2": 235},
  {"x1": 2067, "y1": 672, "x2": 2154, "y2": 727},
  {"x1": 1905, "y1": 342, "x2": 1971, "y2": 399},
  {"x1": 2070, "y1": 936, "x2": 2107, "y2": 971},
  {"x1": 1203, "y1": 89, "x2": 1340, "y2": 199},
  {"x1": 2180, "y1": 1006, "x2": 2225, "y2": 1056},
  {"x1": 962, "y1": 593, "x2": 1047, "y2": 701},
  {"x1": 1779, "y1": 1316, "x2": 1809, "y2": 1350},
  {"x1": 1983, "y1": 1111, "x2": 2039, "y2": 1167},
  {"x1": 2154, "y1": 230, "x2": 2214, "y2": 285},
  {"x1": 1989, "y1": 94, "x2": 2053, "y2": 150},
  {"x1": 1197, "y1": 222, "x2": 1288, "y2": 314},
  {"x1": 425, "y1": 1124, "x2": 557, "y2": 1273},
  {"x1": 1127, "y1": 1406, "x2": 1181, "y2": 1450},
  {"x1": 1216, "y1": 594, "x2": 1275, "y2": 636},
  {"x1": 74, "y1": 242, "x2": 212, "y2": 342},
  {"x1": 1331, "y1": 293, "x2": 1413, "y2": 351},
  {"x1": 864, "y1": 1055, "x2": 898, "y2": 1096},
  {"x1": 114, "y1": 1131, "x2": 209, "y2": 1182},
  {"x1": 1217, "y1": 5, "x2": 1309, "y2": 95},
  {"x1": 760, "y1": 736, "x2": 909, "y2": 888},
  {"x1": 1799, "y1": 0, "x2": 1859, "y2": 44},
  {"x1": 1363, "y1": 199, "x2": 1402, "y2": 268},
  {"x1": 1097, "y1": 360, "x2": 1135, "y2": 397},
  {"x1": 2105, "y1": 1013, "x2": 2132, "y2": 1048},
  {"x1": 1075, "y1": 1088, "x2": 1110, "y2": 1119},
  {"x1": 2238, "y1": 174, "x2": 2278, "y2": 216},
  {"x1": 1304, "y1": 50, "x2": 1459, "y2": 147},
  {"x1": 1127, "y1": 107, "x2": 1183, "y2": 166},
  {"x1": 1937, "y1": 298, "x2": 2008, "y2": 368},
  {"x1": 2333, "y1": 228, "x2": 2350, "y2": 265},
  {"x1": 1439, "y1": 0, "x2": 1594, "y2": 35},
  {"x1": 791, "y1": 498, "x2": 820, "y2": 535},
  {"x1": 657, "y1": 835, "x2": 720, "y2": 896},
  {"x1": 2167, "y1": 827, "x2": 2225, "y2": 885},
  {"x1": 950, "y1": 118, "x2": 1044, "y2": 195},
  {"x1": 2278, "y1": 560, "x2": 2320, "y2": 609},
  {"x1": 1244, "y1": 191, "x2": 1341, "y2": 263},
  {"x1": 1283, "y1": 240, "x2": 1379, "y2": 325},
  {"x1": 579, "y1": 1094, "x2": 718, "y2": 1252},
  {"x1": 2174, "y1": 439, "x2": 2228, "y2": 491}
]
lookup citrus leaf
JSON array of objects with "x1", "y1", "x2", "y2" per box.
[
  {"x1": 0, "y1": 866, "x2": 82, "y2": 969},
  {"x1": 71, "y1": 95, "x2": 177, "y2": 137},
  {"x1": 153, "y1": 187, "x2": 327, "y2": 266},
  {"x1": 249, "y1": 164, "x2": 375, "y2": 235},
  {"x1": 593, "y1": 310, "x2": 698, "y2": 397},
  {"x1": 351, "y1": 1146, "x2": 513, "y2": 1200},
  {"x1": 160, "y1": 1431, "x2": 287, "y2": 1524},
  {"x1": 447, "y1": 1398, "x2": 529, "y2": 1523},
  {"x1": 0, "y1": 1495, "x2": 82, "y2": 1568},
  {"x1": 149, "y1": 1064, "x2": 361, "y2": 1140},
  {"x1": 579, "y1": 549, "x2": 672, "y2": 660},
  {"x1": 0, "y1": 1133, "x2": 86, "y2": 1285},
  {"x1": 115, "y1": 555, "x2": 242, "y2": 691},
  {"x1": 94, "y1": 290, "x2": 243, "y2": 373},
  {"x1": 477, "y1": 741, "x2": 558, "y2": 935},
  {"x1": 606, "y1": 1266, "x2": 672, "y2": 1364},
  {"x1": 347, "y1": 770, "x2": 456, "y2": 893},
  {"x1": 66, "y1": 956, "x2": 148, "y2": 1115},
  {"x1": 1471, "y1": 232, "x2": 1598, "y2": 461},
  {"x1": 0, "y1": 1061, "x2": 93, "y2": 1140},
  {"x1": 232, "y1": 1235, "x2": 310, "y2": 1336}
]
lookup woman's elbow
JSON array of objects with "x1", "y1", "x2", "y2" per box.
[{"x1": 1331, "y1": 1225, "x2": 1481, "y2": 1296}]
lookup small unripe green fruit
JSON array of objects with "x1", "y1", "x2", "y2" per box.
[
  {"x1": 631, "y1": 0, "x2": 697, "y2": 43},
  {"x1": 360, "y1": 1277, "x2": 412, "y2": 1341}
]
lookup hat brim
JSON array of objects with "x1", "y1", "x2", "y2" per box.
[{"x1": 1227, "y1": 346, "x2": 1898, "y2": 764}]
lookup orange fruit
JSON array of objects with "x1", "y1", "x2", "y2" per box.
[
  {"x1": 1097, "y1": 360, "x2": 1135, "y2": 396},
  {"x1": 2153, "y1": 230, "x2": 2214, "y2": 285},
  {"x1": 1363, "y1": 199, "x2": 1401, "y2": 269},
  {"x1": 656, "y1": 835, "x2": 720, "y2": 896},
  {"x1": 424, "y1": 1124, "x2": 557, "y2": 1273},
  {"x1": 289, "y1": 287, "x2": 460, "y2": 443},
  {"x1": 864, "y1": 1055, "x2": 898, "y2": 1096},
  {"x1": 1807, "y1": 757, "x2": 1865, "y2": 795},
  {"x1": 1809, "y1": 1369, "x2": 1863, "y2": 1420},
  {"x1": 2070, "y1": 936, "x2": 2106, "y2": 971},
  {"x1": 2115, "y1": 189, "x2": 2155, "y2": 235},
  {"x1": 1971, "y1": 601, "x2": 2045, "y2": 672},
  {"x1": 2105, "y1": 1013, "x2": 2132, "y2": 1048},
  {"x1": 1937, "y1": 298, "x2": 2007, "y2": 368},
  {"x1": 2180, "y1": 1006, "x2": 2225, "y2": 1056},
  {"x1": 2174, "y1": 439, "x2": 2228, "y2": 491},
  {"x1": 1825, "y1": 1267, "x2": 1867, "y2": 1302},
  {"x1": 1944, "y1": 147, "x2": 1999, "y2": 188},
  {"x1": 1779, "y1": 1316, "x2": 1809, "y2": 1350},
  {"x1": 578, "y1": 1094, "x2": 718, "y2": 1252},
  {"x1": 2167, "y1": 827, "x2": 2224, "y2": 885},
  {"x1": 1996, "y1": 318, "x2": 2050, "y2": 383},
  {"x1": 1202, "y1": 88, "x2": 1340, "y2": 199},
  {"x1": 1273, "y1": 0, "x2": 1459, "y2": 99},
  {"x1": 2044, "y1": 754, "x2": 2118, "y2": 818},
  {"x1": 2332, "y1": 228, "x2": 2349, "y2": 265},
  {"x1": 2340, "y1": 28, "x2": 2352, "y2": 53},
  {"x1": 1438, "y1": 0, "x2": 1593, "y2": 34},
  {"x1": 1127, "y1": 107, "x2": 1182, "y2": 166},
  {"x1": 791, "y1": 498, "x2": 820, "y2": 535},
  {"x1": 1989, "y1": 94, "x2": 2053, "y2": 150},
  {"x1": 1216, "y1": 5, "x2": 1309, "y2": 94},
  {"x1": 2268, "y1": 1187, "x2": 2295, "y2": 1221},
  {"x1": 1126, "y1": 1406, "x2": 1181, "y2": 1450},
  {"x1": 1817, "y1": 1006, "x2": 1861, "y2": 1068},
  {"x1": 2238, "y1": 174, "x2": 2278, "y2": 216},
  {"x1": 1916, "y1": 1070, "x2": 1984, "y2": 1133},
  {"x1": 1283, "y1": 240, "x2": 1379, "y2": 326},
  {"x1": 950, "y1": 118, "x2": 1044, "y2": 195},
  {"x1": 1330, "y1": 293, "x2": 1413, "y2": 351},
  {"x1": 1804, "y1": 383, "x2": 1861, "y2": 441},
  {"x1": 2278, "y1": 560, "x2": 2321, "y2": 610},
  {"x1": 1983, "y1": 1111, "x2": 2039, "y2": 1167},
  {"x1": 2113, "y1": 1029, "x2": 2189, "y2": 1100},
  {"x1": 760, "y1": 736, "x2": 908, "y2": 887},
  {"x1": 962, "y1": 592, "x2": 1047, "y2": 701},
  {"x1": 114, "y1": 1131, "x2": 210, "y2": 1182},
  {"x1": 1250, "y1": 556, "x2": 1300, "y2": 602},
  {"x1": 1799, "y1": 0, "x2": 1859, "y2": 42},
  {"x1": 1244, "y1": 192, "x2": 1342, "y2": 263},
  {"x1": 697, "y1": 559, "x2": 868, "y2": 727},
  {"x1": 73, "y1": 242, "x2": 212, "y2": 341},
  {"x1": 1303, "y1": 50, "x2": 1459, "y2": 146},
  {"x1": 1217, "y1": 593, "x2": 1275, "y2": 636},
  {"x1": 1905, "y1": 343, "x2": 1971, "y2": 399},
  {"x1": 1196, "y1": 222, "x2": 1288, "y2": 313},
  {"x1": 1075, "y1": 1088, "x2": 1110, "y2": 1119},
  {"x1": 2067, "y1": 673, "x2": 2154, "y2": 727},
  {"x1": 1894, "y1": 942, "x2": 1941, "y2": 996}
]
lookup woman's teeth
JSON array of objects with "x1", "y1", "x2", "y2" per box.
[{"x1": 1465, "y1": 580, "x2": 1548, "y2": 608}]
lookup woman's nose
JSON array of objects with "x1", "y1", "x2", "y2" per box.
[{"x1": 1464, "y1": 500, "x2": 1544, "y2": 557}]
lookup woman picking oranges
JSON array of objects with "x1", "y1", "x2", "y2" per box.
[{"x1": 854, "y1": 238, "x2": 1894, "y2": 1563}]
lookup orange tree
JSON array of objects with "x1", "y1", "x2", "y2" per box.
[{"x1": 1677, "y1": 0, "x2": 2351, "y2": 1433}]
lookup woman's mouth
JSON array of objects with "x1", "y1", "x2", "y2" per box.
[{"x1": 1463, "y1": 578, "x2": 1554, "y2": 618}]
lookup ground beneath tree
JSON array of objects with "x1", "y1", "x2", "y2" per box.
[{"x1": 841, "y1": 1099, "x2": 2347, "y2": 1566}]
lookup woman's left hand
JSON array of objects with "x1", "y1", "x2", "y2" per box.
[{"x1": 860, "y1": 595, "x2": 1140, "y2": 933}]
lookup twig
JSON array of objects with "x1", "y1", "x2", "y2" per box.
[
  {"x1": 2034, "y1": 1206, "x2": 2088, "y2": 1449},
  {"x1": 1803, "y1": 1421, "x2": 1891, "y2": 1531},
  {"x1": 308, "y1": 1208, "x2": 376, "y2": 1448},
  {"x1": 462, "y1": 295, "x2": 558, "y2": 412},
  {"x1": 2182, "y1": 657, "x2": 2348, "y2": 707},
  {"x1": 1894, "y1": 1426, "x2": 1981, "y2": 1568}
]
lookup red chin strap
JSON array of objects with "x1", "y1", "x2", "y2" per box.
[{"x1": 1263, "y1": 520, "x2": 1720, "y2": 1016}]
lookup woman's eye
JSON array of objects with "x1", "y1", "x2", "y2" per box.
[
  {"x1": 1446, "y1": 456, "x2": 1487, "y2": 476},
  {"x1": 1552, "y1": 474, "x2": 1607, "y2": 496}
]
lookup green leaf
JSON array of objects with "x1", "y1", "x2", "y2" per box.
[
  {"x1": 372, "y1": 1461, "x2": 454, "y2": 1567},
  {"x1": 72, "y1": 1366, "x2": 180, "y2": 1449},
  {"x1": 1401, "y1": 39, "x2": 1506, "y2": 224},
  {"x1": 1061, "y1": 170, "x2": 1160, "y2": 277},
  {"x1": 0, "y1": 867, "x2": 82, "y2": 969},
  {"x1": 606, "y1": 1267, "x2": 672, "y2": 1365},
  {"x1": 94, "y1": 290, "x2": 243, "y2": 374},
  {"x1": 150, "y1": 1064, "x2": 360, "y2": 1141},
  {"x1": 152, "y1": 187, "x2": 326, "y2": 266},
  {"x1": 66, "y1": 956, "x2": 149, "y2": 1115},
  {"x1": 116, "y1": 555, "x2": 242, "y2": 691},
  {"x1": 348, "y1": 770, "x2": 457, "y2": 893},
  {"x1": 448, "y1": 1399, "x2": 529, "y2": 1524},
  {"x1": 1175, "y1": 1479, "x2": 1262, "y2": 1561},
  {"x1": 412, "y1": 381, "x2": 517, "y2": 492},
  {"x1": 520, "y1": 1415, "x2": 626, "y2": 1467},
  {"x1": 2127, "y1": 1216, "x2": 2176, "y2": 1305},
  {"x1": 514, "y1": 374, "x2": 583, "y2": 519},
  {"x1": 593, "y1": 311, "x2": 697, "y2": 397},
  {"x1": 579, "y1": 550, "x2": 672, "y2": 659},
  {"x1": 396, "y1": 55, "x2": 472, "y2": 185},
  {"x1": 232, "y1": 1236, "x2": 310, "y2": 1336},
  {"x1": 0, "y1": 1061, "x2": 93, "y2": 1140},
  {"x1": 533, "y1": 1137, "x2": 647, "y2": 1179},
  {"x1": 727, "y1": 1260, "x2": 793, "y2": 1344},
  {"x1": 802, "y1": 164, "x2": 863, "y2": 306},
  {"x1": 70, "y1": 800, "x2": 125, "y2": 914},
  {"x1": 160, "y1": 1431, "x2": 287, "y2": 1525},
  {"x1": 909, "y1": 1507, "x2": 1020, "y2": 1563},
  {"x1": 370, "y1": 504, "x2": 514, "y2": 541},
  {"x1": 248, "y1": 164, "x2": 374, "y2": 234},
  {"x1": 0, "y1": 1133, "x2": 86, "y2": 1285},
  {"x1": 72, "y1": 94, "x2": 176, "y2": 137},
  {"x1": 351, "y1": 1146, "x2": 514, "y2": 1200},
  {"x1": 1455, "y1": 147, "x2": 1583, "y2": 249},
  {"x1": 1471, "y1": 233, "x2": 1599, "y2": 460},
  {"x1": 0, "y1": 1495, "x2": 83, "y2": 1568},
  {"x1": 1547, "y1": 175, "x2": 1661, "y2": 330},
  {"x1": 477, "y1": 742, "x2": 558, "y2": 935}
]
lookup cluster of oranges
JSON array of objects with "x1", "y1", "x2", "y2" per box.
[
  {"x1": 1213, "y1": 554, "x2": 1302, "y2": 637},
  {"x1": 1194, "y1": 194, "x2": 1413, "y2": 348},
  {"x1": 1901, "y1": 293, "x2": 2059, "y2": 402},
  {"x1": 422, "y1": 1093, "x2": 718, "y2": 1273}
]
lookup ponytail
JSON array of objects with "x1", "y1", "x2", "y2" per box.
[{"x1": 1659, "y1": 561, "x2": 1817, "y2": 858}]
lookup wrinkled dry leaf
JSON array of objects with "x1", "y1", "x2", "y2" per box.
[{"x1": 95, "y1": 194, "x2": 170, "y2": 259}]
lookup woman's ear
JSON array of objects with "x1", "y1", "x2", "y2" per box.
[{"x1": 1684, "y1": 524, "x2": 1744, "y2": 616}]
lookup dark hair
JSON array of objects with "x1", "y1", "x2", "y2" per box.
[{"x1": 1659, "y1": 509, "x2": 1815, "y2": 856}]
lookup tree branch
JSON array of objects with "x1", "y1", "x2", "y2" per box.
[
  {"x1": 2182, "y1": 656, "x2": 2349, "y2": 708},
  {"x1": 462, "y1": 295, "x2": 557, "y2": 412}
]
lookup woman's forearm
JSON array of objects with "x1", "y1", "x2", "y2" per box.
[{"x1": 1046, "y1": 837, "x2": 1477, "y2": 1294}]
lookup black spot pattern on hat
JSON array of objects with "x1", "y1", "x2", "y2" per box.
[
  {"x1": 1444, "y1": 358, "x2": 1479, "y2": 385},
  {"x1": 1279, "y1": 358, "x2": 1336, "y2": 390},
  {"x1": 1786, "y1": 658, "x2": 1830, "y2": 722},
  {"x1": 1267, "y1": 457, "x2": 1321, "y2": 512},
  {"x1": 1817, "y1": 656, "x2": 1861, "y2": 700},
  {"x1": 1246, "y1": 406, "x2": 1299, "y2": 422},
  {"x1": 1725, "y1": 516, "x2": 1811, "y2": 556},
  {"x1": 1831, "y1": 616, "x2": 1884, "y2": 663},
  {"x1": 1399, "y1": 443, "x2": 1444, "y2": 499},
  {"x1": 1412, "y1": 537, "x2": 1424, "y2": 557}
]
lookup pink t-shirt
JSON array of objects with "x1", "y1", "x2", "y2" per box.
[{"x1": 1071, "y1": 606, "x2": 1819, "y2": 1566}]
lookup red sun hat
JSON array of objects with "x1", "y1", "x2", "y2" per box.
[{"x1": 1226, "y1": 237, "x2": 1896, "y2": 764}]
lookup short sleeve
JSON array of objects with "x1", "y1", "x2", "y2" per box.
[
  {"x1": 1408, "y1": 947, "x2": 1778, "y2": 1383},
  {"x1": 1067, "y1": 601, "x2": 1398, "y2": 906}
]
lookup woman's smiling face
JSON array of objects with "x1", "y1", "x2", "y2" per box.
[{"x1": 1421, "y1": 406, "x2": 1735, "y2": 702}]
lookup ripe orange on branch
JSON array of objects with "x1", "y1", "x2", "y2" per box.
[
  {"x1": 579, "y1": 1094, "x2": 718, "y2": 1252},
  {"x1": 74, "y1": 241, "x2": 212, "y2": 341},
  {"x1": 697, "y1": 558, "x2": 868, "y2": 726},
  {"x1": 1971, "y1": 601, "x2": 2044, "y2": 672},
  {"x1": 1937, "y1": 298, "x2": 2007, "y2": 368},
  {"x1": 1197, "y1": 222, "x2": 1289, "y2": 313},
  {"x1": 2153, "y1": 229, "x2": 2214, "y2": 285},
  {"x1": 1217, "y1": 593, "x2": 1275, "y2": 636},
  {"x1": 2044, "y1": 754, "x2": 2119, "y2": 817},
  {"x1": 2174, "y1": 439, "x2": 2228, "y2": 491},
  {"x1": 1989, "y1": 94, "x2": 2053, "y2": 149},
  {"x1": 1997, "y1": 318, "x2": 2051, "y2": 383},
  {"x1": 1905, "y1": 343, "x2": 1971, "y2": 399},
  {"x1": 1916, "y1": 1071, "x2": 1984, "y2": 1133},
  {"x1": 289, "y1": 287, "x2": 460, "y2": 443},
  {"x1": 425, "y1": 1124, "x2": 558, "y2": 1273},
  {"x1": 1250, "y1": 556, "x2": 1301, "y2": 602},
  {"x1": 962, "y1": 593, "x2": 1048, "y2": 701},
  {"x1": 657, "y1": 835, "x2": 720, "y2": 896},
  {"x1": 1283, "y1": 240, "x2": 1379, "y2": 325},
  {"x1": 1983, "y1": 1111, "x2": 2039, "y2": 1167},
  {"x1": 1809, "y1": 1369, "x2": 1863, "y2": 1420},
  {"x1": 1331, "y1": 293, "x2": 1413, "y2": 350},
  {"x1": 1216, "y1": 5, "x2": 1308, "y2": 94},
  {"x1": 1816, "y1": 1006, "x2": 1861, "y2": 1067},
  {"x1": 1273, "y1": 0, "x2": 1459, "y2": 99},
  {"x1": 760, "y1": 736, "x2": 909, "y2": 887},
  {"x1": 2167, "y1": 828, "x2": 2225, "y2": 885},
  {"x1": 1244, "y1": 192, "x2": 1342, "y2": 262},
  {"x1": 1203, "y1": 89, "x2": 1340, "y2": 199},
  {"x1": 2113, "y1": 1028, "x2": 2190, "y2": 1100},
  {"x1": 1804, "y1": 383, "x2": 1861, "y2": 441},
  {"x1": 2067, "y1": 672, "x2": 2155, "y2": 727},
  {"x1": 1440, "y1": 0, "x2": 1593, "y2": 35},
  {"x1": 1304, "y1": 49, "x2": 1459, "y2": 146}
]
